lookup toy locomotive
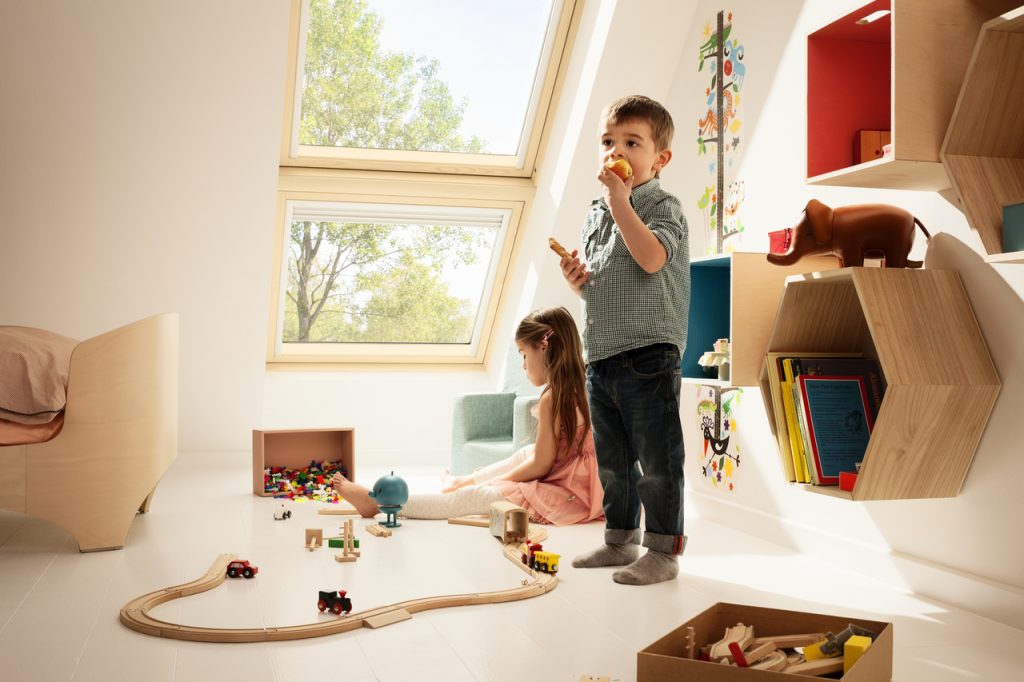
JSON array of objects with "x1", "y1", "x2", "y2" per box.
[{"x1": 317, "y1": 589, "x2": 352, "y2": 615}]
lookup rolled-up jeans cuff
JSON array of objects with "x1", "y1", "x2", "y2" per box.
[
  {"x1": 643, "y1": 532, "x2": 687, "y2": 555},
  {"x1": 604, "y1": 528, "x2": 642, "y2": 545}
]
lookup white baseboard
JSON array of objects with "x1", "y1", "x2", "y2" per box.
[{"x1": 689, "y1": 489, "x2": 1024, "y2": 630}]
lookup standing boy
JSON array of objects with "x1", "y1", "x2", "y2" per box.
[{"x1": 559, "y1": 95, "x2": 689, "y2": 585}]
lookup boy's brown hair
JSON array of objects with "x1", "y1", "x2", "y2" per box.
[{"x1": 602, "y1": 95, "x2": 675, "y2": 152}]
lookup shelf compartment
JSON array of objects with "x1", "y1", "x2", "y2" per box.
[
  {"x1": 941, "y1": 5, "x2": 1024, "y2": 256},
  {"x1": 682, "y1": 253, "x2": 839, "y2": 386},
  {"x1": 761, "y1": 268, "x2": 1000, "y2": 500},
  {"x1": 807, "y1": 0, "x2": 1018, "y2": 190},
  {"x1": 252, "y1": 428, "x2": 355, "y2": 497}
]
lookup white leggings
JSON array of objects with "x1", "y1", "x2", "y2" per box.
[{"x1": 400, "y1": 446, "x2": 532, "y2": 520}]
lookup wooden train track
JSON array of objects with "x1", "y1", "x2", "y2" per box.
[{"x1": 120, "y1": 525, "x2": 553, "y2": 643}]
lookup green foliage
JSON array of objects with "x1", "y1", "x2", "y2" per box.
[
  {"x1": 287, "y1": 0, "x2": 493, "y2": 344},
  {"x1": 300, "y1": 0, "x2": 483, "y2": 152}
]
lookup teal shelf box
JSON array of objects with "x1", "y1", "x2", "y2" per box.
[
  {"x1": 682, "y1": 255, "x2": 730, "y2": 381},
  {"x1": 1003, "y1": 202, "x2": 1024, "y2": 253}
]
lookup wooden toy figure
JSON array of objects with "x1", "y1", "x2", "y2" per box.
[{"x1": 767, "y1": 199, "x2": 931, "y2": 268}]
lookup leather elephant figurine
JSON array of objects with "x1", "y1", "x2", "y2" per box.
[{"x1": 767, "y1": 199, "x2": 931, "y2": 268}]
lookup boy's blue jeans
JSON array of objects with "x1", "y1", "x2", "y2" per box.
[{"x1": 586, "y1": 343, "x2": 686, "y2": 555}]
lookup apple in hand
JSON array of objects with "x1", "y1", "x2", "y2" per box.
[{"x1": 605, "y1": 158, "x2": 633, "y2": 181}]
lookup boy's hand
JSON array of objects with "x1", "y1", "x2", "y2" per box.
[
  {"x1": 598, "y1": 164, "x2": 634, "y2": 207},
  {"x1": 560, "y1": 248, "x2": 591, "y2": 295}
]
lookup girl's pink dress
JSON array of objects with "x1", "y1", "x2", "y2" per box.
[{"x1": 492, "y1": 424, "x2": 604, "y2": 526}]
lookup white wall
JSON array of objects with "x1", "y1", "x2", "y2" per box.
[
  {"x1": 0, "y1": 0, "x2": 289, "y2": 451},
  {"x1": 661, "y1": 0, "x2": 1024, "y2": 628}
]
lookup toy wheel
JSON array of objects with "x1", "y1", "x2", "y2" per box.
[
  {"x1": 550, "y1": 564, "x2": 558, "y2": 573},
  {"x1": 227, "y1": 568, "x2": 238, "y2": 578},
  {"x1": 344, "y1": 607, "x2": 352, "y2": 615},
  {"x1": 243, "y1": 568, "x2": 254, "y2": 579},
  {"x1": 539, "y1": 562, "x2": 548, "y2": 572},
  {"x1": 317, "y1": 599, "x2": 327, "y2": 612},
  {"x1": 332, "y1": 602, "x2": 343, "y2": 615}
]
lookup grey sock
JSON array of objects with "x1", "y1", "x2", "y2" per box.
[
  {"x1": 571, "y1": 542, "x2": 640, "y2": 568},
  {"x1": 612, "y1": 550, "x2": 679, "y2": 585}
]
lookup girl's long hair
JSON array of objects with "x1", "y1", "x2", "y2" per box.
[{"x1": 515, "y1": 307, "x2": 590, "y2": 455}]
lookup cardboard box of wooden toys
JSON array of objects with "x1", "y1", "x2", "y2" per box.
[{"x1": 637, "y1": 602, "x2": 892, "y2": 681}]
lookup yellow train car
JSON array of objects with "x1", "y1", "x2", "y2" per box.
[{"x1": 520, "y1": 541, "x2": 560, "y2": 573}]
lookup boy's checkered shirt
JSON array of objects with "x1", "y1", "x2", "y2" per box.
[{"x1": 580, "y1": 178, "x2": 690, "y2": 363}]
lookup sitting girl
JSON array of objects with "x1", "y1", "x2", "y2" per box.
[{"x1": 331, "y1": 306, "x2": 603, "y2": 525}]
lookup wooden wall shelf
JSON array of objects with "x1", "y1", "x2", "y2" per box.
[
  {"x1": 760, "y1": 268, "x2": 1000, "y2": 501},
  {"x1": 682, "y1": 253, "x2": 838, "y2": 386},
  {"x1": 806, "y1": 0, "x2": 1019, "y2": 191},
  {"x1": 941, "y1": 5, "x2": 1024, "y2": 257}
]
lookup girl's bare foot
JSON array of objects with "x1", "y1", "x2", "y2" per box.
[{"x1": 330, "y1": 473, "x2": 379, "y2": 518}]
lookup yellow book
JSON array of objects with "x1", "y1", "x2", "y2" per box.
[
  {"x1": 763, "y1": 354, "x2": 796, "y2": 482},
  {"x1": 782, "y1": 358, "x2": 811, "y2": 483}
]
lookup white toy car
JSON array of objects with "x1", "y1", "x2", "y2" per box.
[{"x1": 273, "y1": 505, "x2": 292, "y2": 520}]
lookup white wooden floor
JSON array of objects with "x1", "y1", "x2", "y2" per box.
[{"x1": 1, "y1": 451, "x2": 1022, "y2": 681}]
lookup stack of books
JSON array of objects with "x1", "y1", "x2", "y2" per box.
[{"x1": 763, "y1": 353, "x2": 886, "y2": 488}]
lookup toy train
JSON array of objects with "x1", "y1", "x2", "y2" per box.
[
  {"x1": 520, "y1": 540, "x2": 560, "y2": 573},
  {"x1": 317, "y1": 589, "x2": 352, "y2": 615}
]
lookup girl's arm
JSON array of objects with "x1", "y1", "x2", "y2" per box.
[{"x1": 492, "y1": 391, "x2": 558, "y2": 483}]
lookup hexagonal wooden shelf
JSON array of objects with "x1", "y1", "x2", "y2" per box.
[
  {"x1": 941, "y1": 5, "x2": 1024, "y2": 258},
  {"x1": 762, "y1": 268, "x2": 1000, "y2": 500}
]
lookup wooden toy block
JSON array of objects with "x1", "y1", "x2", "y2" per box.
[
  {"x1": 317, "y1": 504, "x2": 359, "y2": 515},
  {"x1": 751, "y1": 633, "x2": 825, "y2": 649},
  {"x1": 785, "y1": 656, "x2": 844, "y2": 676},
  {"x1": 709, "y1": 623, "x2": 755, "y2": 659},
  {"x1": 366, "y1": 524, "x2": 392, "y2": 537},
  {"x1": 803, "y1": 636, "x2": 840, "y2": 660},
  {"x1": 447, "y1": 514, "x2": 489, "y2": 528},
  {"x1": 750, "y1": 650, "x2": 788, "y2": 672},
  {"x1": 684, "y1": 626, "x2": 696, "y2": 660},
  {"x1": 728, "y1": 641, "x2": 748, "y2": 666},
  {"x1": 844, "y1": 634, "x2": 873, "y2": 674},
  {"x1": 305, "y1": 528, "x2": 323, "y2": 550},
  {"x1": 743, "y1": 641, "x2": 778, "y2": 666},
  {"x1": 363, "y1": 608, "x2": 412, "y2": 629}
]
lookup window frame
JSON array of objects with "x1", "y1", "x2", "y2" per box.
[
  {"x1": 279, "y1": 0, "x2": 580, "y2": 177},
  {"x1": 270, "y1": 0, "x2": 583, "y2": 367},
  {"x1": 268, "y1": 169, "x2": 535, "y2": 366}
]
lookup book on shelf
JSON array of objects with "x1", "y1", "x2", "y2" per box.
[
  {"x1": 788, "y1": 356, "x2": 886, "y2": 423},
  {"x1": 782, "y1": 358, "x2": 812, "y2": 483},
  {"x1": 763, "y1": 353, "x2": 798, "y2": 482},
  {"x1": 762, "y1": 352, "x2": 873, "y2": 485},
  {"x1": 797, "y1": 374, "x2": 874, "y2": 486}
]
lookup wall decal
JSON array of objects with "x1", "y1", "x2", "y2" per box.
[{"x1": 696, "y1": 10, "x2": 746, "y2": 255}]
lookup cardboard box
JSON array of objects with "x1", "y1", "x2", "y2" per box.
[{"x1": 638, "y1": 602, "x2": 892, "y2": 681}]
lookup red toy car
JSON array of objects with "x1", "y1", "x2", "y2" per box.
[{"x1": 226, "y1": 560, "x2": 258, "y2": 579}]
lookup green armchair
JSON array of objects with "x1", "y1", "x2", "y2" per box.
[{"x1": 450, "y1": 344, "x2": 541, "y2": 475}]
